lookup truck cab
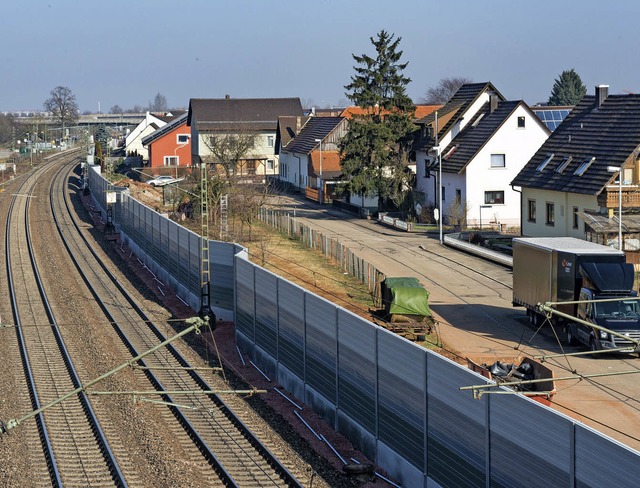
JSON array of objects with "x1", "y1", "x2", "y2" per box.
[{"x1": 571, "y1": 288, "x2": 640, "y2": 351}]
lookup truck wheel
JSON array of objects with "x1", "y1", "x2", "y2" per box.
[{"x1": 566, "y1": 326, "x2": 577, "y2": 346}]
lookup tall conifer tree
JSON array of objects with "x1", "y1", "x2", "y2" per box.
[
  {"x1": 548, "y1": 69, "x2": 587, "y2": 106},
  {"x1": 340, "y1": 31, "x2": 416, "y2": 211}
]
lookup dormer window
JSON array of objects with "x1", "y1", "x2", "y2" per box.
[
  {"x1": 574, "y1": 156, "x2": 595, "y2": 176},
  {"x1": 536, "y1": 153, "x2": 554, "y2": 172}
]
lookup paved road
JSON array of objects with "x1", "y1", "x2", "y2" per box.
[{"x1": 268, "y1": 193, "x2": 640, "y2": 452}]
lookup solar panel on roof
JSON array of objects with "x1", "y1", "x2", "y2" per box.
[{"x1": 533, "y1": 108, "x2": 571, "y2": 131}]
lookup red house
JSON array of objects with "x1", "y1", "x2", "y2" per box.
[{"x1": 141, "y1": 113, "x2": 191, "y2": 172}]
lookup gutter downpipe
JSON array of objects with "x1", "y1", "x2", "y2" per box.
[{"x1": 293, "y1": 154, "x2": 302, "y2": 191}]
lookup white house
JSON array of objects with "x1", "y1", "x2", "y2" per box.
[
  {"x1": 414, "y1": 83, "x2": 550, "y2": 228},
  {"x1": 278, "y1": 116, "x2": 347, "y2": 203},
  {"x1": 125, "y1": 111, "x2": 179, "y2": 161},
  {"x1": 512, "y1": 85, "x2": 640, "y2": 247}
]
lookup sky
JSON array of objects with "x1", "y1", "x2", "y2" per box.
[{"x1": 2, "y1": 0, "x2": 639, "y2": 113}]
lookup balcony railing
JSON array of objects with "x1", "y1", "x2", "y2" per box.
[{"x1": 605, "y1": 185, "x2": 640, "y2": 208}]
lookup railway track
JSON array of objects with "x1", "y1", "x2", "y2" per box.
[
  {"x1": 49, "y1": 163, "x2": 306, "y2": 486},
  {"x1": 4, "y1": 151, "x2": 126, "y2": 486}
]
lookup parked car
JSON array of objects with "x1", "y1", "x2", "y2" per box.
[{"x1": 146, "y1": 175, "x2": 183, "y2": 187}]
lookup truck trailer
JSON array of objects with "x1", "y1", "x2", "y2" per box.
[{"x1": 512, "y1": 237, "x2": 640, "y2": 352}]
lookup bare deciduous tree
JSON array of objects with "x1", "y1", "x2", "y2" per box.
[
  {"x1": 149, "y1": 93, "x2": 168, "y2": 112},
  {"x1": 202, "y1": 130, "x2": 258, "y2": 179},
  {"x1": 421, "y1": 77, "x2": 473, "y2": 104},
  {"x1": 43, "y1": 86, "x2": 79, "y2": 136},
  {"x1": 445, "y1": 198, "x2": 472, "y2": 229}
]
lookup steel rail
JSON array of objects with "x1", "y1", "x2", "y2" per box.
[
  {"x1": 25, "y1": 157, "x2": 126, "y2": 486},
  {"x1": 54, "y1": 163, "x2": 303, "y2": 487},
  {"x1": 4, "y1": 151, "x2": 125, "y2": 487},
  {"x1": 4, "y1": 165, "x2": 62, "y2": 486}
]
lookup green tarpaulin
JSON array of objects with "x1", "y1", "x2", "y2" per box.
[{"x1": 381, "y1": 277, "x2": 431, "y2": 318}]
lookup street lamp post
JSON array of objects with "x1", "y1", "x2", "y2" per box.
[
  {"x1": 314, "y1": 138, "x2": 323, "y2": 204},
  {"x1": 174, "y1": 142, "x2": 188, "y2": 178},
  {"x1": 607, "y1": 166, "x2": 623, "y2": 250},
  {"x1": 433, "y1": 111, "x2": 443, "y2": 244}
]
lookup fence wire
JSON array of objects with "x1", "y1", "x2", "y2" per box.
[{"x1": 259, "y1": 208, "x2": 385, "y2": 294}]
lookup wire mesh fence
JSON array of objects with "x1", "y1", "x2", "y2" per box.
[{"x1": 259, "y1": 208, "x2": 385, "y2": 293}]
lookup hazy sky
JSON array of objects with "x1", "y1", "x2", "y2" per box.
[{"x1": 2, "y1": 0, "x2": 639, "y2": 112}]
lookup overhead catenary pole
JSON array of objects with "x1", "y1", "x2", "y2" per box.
[{"x1": 200, "y1": 160, "x2": 213, "y2": 320}]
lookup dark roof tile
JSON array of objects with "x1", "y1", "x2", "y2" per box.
[
  {"x1": 187, "y1": 97, "x2": 304, "y2": 131},
  {"x1": 511, "y1": 94, "x2": 640, "y2": 195},
  {"x1": 415, "y1": 82, "x2": 505, "y2": 150},
  {"x1": 441, "y1": 101, "x2": 522, "y2": 173},
  {"x1": 283, "y1": 117, "x2": 345, "y2": 154}
]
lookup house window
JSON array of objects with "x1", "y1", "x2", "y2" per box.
[
  {"x1": 517, "y1": 116, "x2": 525, "y2": 128},
  {"x1": 555, "y1": 156, "x2": 572, "y2": 173},
  {"x1": 246, "y1": 160, "x2": 256, "y2": 175},
  {"x1": 441, "y1": 186, "x2": 446, "y2": 202},
  {"x1": 536, "y1": 153, "x2": 554, "y2": 172},
  {"x1": 484, "y1": 190, "x2": 504, "y2": 204},
  {"x1": 424, "y1": 159, "x2": 431, "y2": 177},
  {"x1": 424, "y1": 159, "x2": 433, "y2": 178},
  {"x1": 266, "y1": 159, "x2": 274, "y2": 171},
  {"x1": 574, "y1": 156, "x2": 595, "y2": 176},
  {"x1": 528, "y1": 199, "x2": 536, "y2": 222},
  {"x1": 455, "y1": 189, "x2": 461, "y2": 203},
  {"x1": 546, "y1": 202, "x2": 555, "y2": 226},
  {"x1": 177, "y1": 134, "x2": 190, "y2": 144},
  {"x1": 267, "y1": 135, "x2": 274, "y2": 147},
  {"x1": 490, "y1": 154, "x2": 505, "y2": 168},
  {"x1": 573, "y1": 207, "x2": 580, "y2": 229},
  {"x1": 164, "y1": 156, "x2": 178, "y2": 166}
]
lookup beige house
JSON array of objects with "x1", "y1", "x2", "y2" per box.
[
  {"x1": 512, "y1": 85, "x2": 640, "y2": 250},
  {"x1": 187, "y1": 96, "x2": 304, "y2": 179}
]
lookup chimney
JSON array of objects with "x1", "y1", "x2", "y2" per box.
[
  {"x1": 595, "y1": 85, "x2": 609, "y2": 107},
  {"x1": 490, "y1": 94, "x2": 499, "y2": 113},
  {"x1": 225, "y1": 94, "x2": 230, "y2": 100},
  {"x1": 311, "y1": 106, "x2": 316, "y2": 116},
  {"x1": 296, "y1": 116, "x2": 302, "y2": 132}
]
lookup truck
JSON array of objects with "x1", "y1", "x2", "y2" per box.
[{"x1": 512, "y1": 237, "x2": 640, "y2": 352}]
